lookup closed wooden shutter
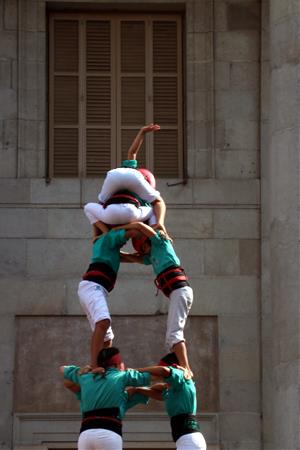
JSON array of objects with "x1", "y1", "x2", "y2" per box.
[{"x1": 49, "y1": 13, "x2": 183, "y2": 178}]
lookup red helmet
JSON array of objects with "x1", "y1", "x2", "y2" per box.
[
  {"x1": 131, "y1": 234, "x2": 149, "y2": 254},
  {"x1": 137, "y1": 168, "x2": 156, "y2": 188}
]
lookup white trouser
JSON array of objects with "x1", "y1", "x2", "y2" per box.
[
  {"x1": 165, "y1": 286, "x2": 193, "y2": 351},
  {"x1": 78, "y1": 428, "x2": 122, "y2": 450},
  {"x1": 78, "y1": 281, "x2": 114, "y2": 342},
  {"x1": 176, "y1": 432, "x2": 207, "y2": 450},
  {"x1": 84, "y1": 202, "x2": 156, "y2": 226},
  {"x1": 98, "y1": 168, "x2": 160, "y2": 203}
]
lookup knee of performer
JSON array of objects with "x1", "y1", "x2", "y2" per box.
[{"x1": 95, "y1": 319, "x2": 110, "y2": 331}]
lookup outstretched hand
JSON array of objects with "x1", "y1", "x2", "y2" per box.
[{"x1": 142, "y1": 124, "x2": 160, "y2": 133}]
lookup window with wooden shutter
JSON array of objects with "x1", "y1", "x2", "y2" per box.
[{"x1": 49, "y1": 13, "x2": 183, "y2": 178}]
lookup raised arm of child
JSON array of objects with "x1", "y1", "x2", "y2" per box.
[
  {"x1": 127, "y1": 124, "x2": 160, "y2": 161},
  {"x1": 113, "y1": 221, "x2": 157, "y2": 238}
]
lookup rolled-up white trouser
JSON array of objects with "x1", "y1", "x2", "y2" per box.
[
  {"x1": 84, "y1": 202, "x2": 156, "y2": 226},
  {"x1": 176, "y1": 432, "x2": 207, "y2": 450},
  {"x1": 78, "y1": 428, "x2": 122, "y2": 450},
  {"x1": 165, "y1": 286, "x2": 193, "y2": 351},
  {"x1": 78, "y1": 281, "x2": 114, "y2": 342},
  {"x1": 98, "y1": 168, "x2": 160, "y2": 203}
]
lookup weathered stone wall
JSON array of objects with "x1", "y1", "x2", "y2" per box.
[
  {"x1": 261, "y1": 0, "x2": 300, "y2": 449},
  {"x1": 0, "y1": 1, "x2": 262, "y2": 449}
]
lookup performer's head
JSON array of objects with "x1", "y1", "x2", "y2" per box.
[
  {"x1": 137, "y1": 168, "x2": 156, "y2": 188},
  {"x1": 131, "y1": 233, "x2": 151, "y2": 255},
  {"x1": 158, "y1": 352, "x2": 179, "y2": 367},
  {"x1": 97, "y1": 347, "x2": 125, "y2": 371}
]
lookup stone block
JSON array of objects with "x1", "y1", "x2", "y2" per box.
[
  {"x1": 213, "y1": 209, "x2": 260, "y2": 239},
  {"x1": 0, "y1": 208, "x2": 47, "y2": 237},
  {"x1": 191, "y1": 276, "x2": 258, "y2": 316},
  {"x1": 215, "y1": 150, "x2": 259, "y2": 179},
  {"x1": 215, "y1": 61, "x2": 230, "y2": 90},
  {"x1": 0, "y1": 278, "x2": 67, "y2": 314},
  {"x1": 156, "y1": 179, "x2": 193, "y2": 205},
  {"x1": 204, "y1": 239, "x2": 239, "y2": 275},
  {"x1": 193, "y1": 180, "x2": 260, "y2": 205},
  {"x1": 19, "y1": 119, "x2": 39, "y2": 151},
  {"x1": 227, "y1": 2, "x2": 261, "y2": 31},
  {"x1": 26, "y1": 238, "x2": 90, "y2": 278},
  {"x1": 0, "y1": 59, "x2": 12, "y2": 88},
  {"x1": 173, "y1": 238, "x2": 204, "y2": 276},
  {"x1": 81, "y1": 178, "x2": 102, "y2": 203},
  {"x1": 165, "y1": 209, "x2": 213, "y2": 239},
  {"x1": 224, "y1": 119, "x2": 259, "y2": 150},
  {"x1": 188, "y1": 149, "x2": 211, "y2": 178},
  {"x1": 220, "y1": 344, "x2": 260, "y2": 382},
  {"x1": 0, "y1": 147, "x2": 16, "y2": 177},
  {"x1": 239, "y1": 239, "x2": 260, "y2": 275},
  {"x1": 261, "y1": 63, "x2": 270, "y2": 121},
  {"x1": 19, "y1": 88, "x2": 39, "y2": 120},
  {"x1": 19, "y1": 30, "x2": 46, "y2": 62},
  {"x1": 19, "y1": 0, "x2": 38, "y2": 32},
  {"x1": 270, "y1": 0, "x2": 298, "y2": 24},
  {"x1": 0, "y1": 30, "x2": 17, "y2": 58},
  {"x1": 3, "y1": 118, "x2": 17, "y2": 149},
  {"x1": 270, "y1": 66, "x2": 298, "y2": 131},
  {"x1": 186, "y1": 0, "x2": 212, "y2": 33},
  {"x1": 215, "y1": 90, "x2": 258, "y2": 121},
  {"x1": 186, "y1": 31, "x2": 212, "y2": 63},
  {"x1": 30, "y1": 179, "x2": 81, "y2": 204},
  {"x1": 188, "y1": 61, "x2": 213, "y2": 91},
  {"x1": 214, "y1": 0, "x2": 228, "y2": 32},
  {"x1": 0, "y1": 179, "x2": 30, "y2": 203},
  {"x1": 19, "y1": 148, "x2": 46, "y2": 177},
  {"x1": 219, "y1": 315, "x2": 259, "y2": 347},
  {"x1": 186, "y1": 119, "x2": 216, "y2": 150},
  {"x1": 0, "y1": 88, "x2": 17, "y2": 119},
  {"x1": 65, "y1": 278, "x2": 84, "y2": 315},
  {"x1": 220, "y1": 380, "x2": 260, "y2": 412},
  {"x1": 47, "y1": 208, "x2": 90, "y2": 238},
  {"x1": 230, "y1": 62, "x2": 259, "y2": 90},
  {"x1": 0, "y1": 238, "x2": 26, "y2": 275},
  {"x1": 219, "y1": 412, "x2": 261, "y2": 448},
  {"x1": 215, "y1": 30, "x2": 259, "y2": 61},
  {"x1": 4, "y1": 0, "x2": 17, "y2": 30}
]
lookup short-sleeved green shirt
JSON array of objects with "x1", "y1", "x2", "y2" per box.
[
  {"x1": 162, "y1": 367, "x2": 197, "y2": 418},
  {"x1": 143, "y1": 231, "x2": 181, "y2": 275},
  {"x1": 64, "y1": 366, "x2": 151, "y2": 414},
  {"x1": 91, "y1": 229, "x2": 128, "y2": 273}
]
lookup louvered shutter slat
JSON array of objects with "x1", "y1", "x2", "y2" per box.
[
  {"x1": 153, "y1": 21, "x2": 177, "y2": 73},
  {"x1": 53, "y1": 129, "x2": 78, "y2": 176},
  {"x1": 86, "y1": 21, "x2": 111, "y2": 72},
  {"x1": 121, "y1": 78, "x2": 145, "y2": 125},
  {"x1": 87, "y1": 77, "x2": 111, "y2": 124},
  {"x1": 121, "y1": 21, "x2": 145, "y2": 72},
  {"x1": 54, "y1": 20, "x2": 79, "y2": 72},
  {"x1": 86, "y1": 129, "x2": 111, "y2": 176},
  {"x1": 154, "y1": 130, "x2": 178, "y2": 177},
  {"x1": 54, "y1": 76, "x2": 78, "y2": 124},
  {"x1": 153, "y1": 77, "x2": 178, "y2": 125}
]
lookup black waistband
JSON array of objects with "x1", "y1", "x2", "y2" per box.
[
  {"x1": 80, "y1": 407, "x2": 122, "y2": 436},
  {"x1": 155, "y1": 266, "x2": 189, "y2": 297},
  {"x1": 83, "y1": 263, "x2": 117, "y2": 292},
  {"x1": 170, "y1": 413, "x2": 200, "y2": 442},
  {"x1": 104, "y1": 190, "x2": 140, "y2": 208}
]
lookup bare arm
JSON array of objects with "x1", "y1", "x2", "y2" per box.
[
  {"x1": 135, "y1": 365, "x2": 171, "y2": 378},
  {"x1": 127, "y1": 124, "x2": 160, "y2": 160},
  {"x1": 64, "y1": 379, "x2": 80, "y2": 394},
  {"x1": 132, "y1": 386, "x2": 164, "y2": 401},
  {"x1": 120, "y1": 251, "x2": 145, "y2": 264},
  {"x1": 113, "y1": 221, "x2": 157, "y2": 238},
  {"x1": 151, "y1": 197, "x2": 166, "y2": 232}
]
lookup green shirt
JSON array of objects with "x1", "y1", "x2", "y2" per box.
[
  {"x1": 162, "y1": 367, "x2": 197, "y2": 418},
  {"x1": 64, "y1": 366, "x2": 151, "y2": 414},
  {"x1": 92, "y1": 229, "x2": 128, "y2": 273},
  {"x1": 143, "y1": 232, "x2": 181, "y2": 275},
  {"x1": 122, "y1": 159, "x2": 138, "y2": 169}
]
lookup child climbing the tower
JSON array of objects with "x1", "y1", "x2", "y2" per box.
[{"x1": 84, "y1": 124, "x2": 167, "y2": 238}]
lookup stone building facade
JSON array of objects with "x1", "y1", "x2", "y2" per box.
[{"x1": 0, "y1": 0, "x2": 299, "y2": 449}]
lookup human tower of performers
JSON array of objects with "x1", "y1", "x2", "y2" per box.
[{"x1": 60, "y1": 124, "x2": 207, "y2": 450}]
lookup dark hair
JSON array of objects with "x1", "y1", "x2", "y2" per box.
[
  {"x1": 160, "y1": 352, "x2": 179, "y2": 366},
  {"x1": 97, "y1": 346, "x2": 120, "y2": 368}
]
